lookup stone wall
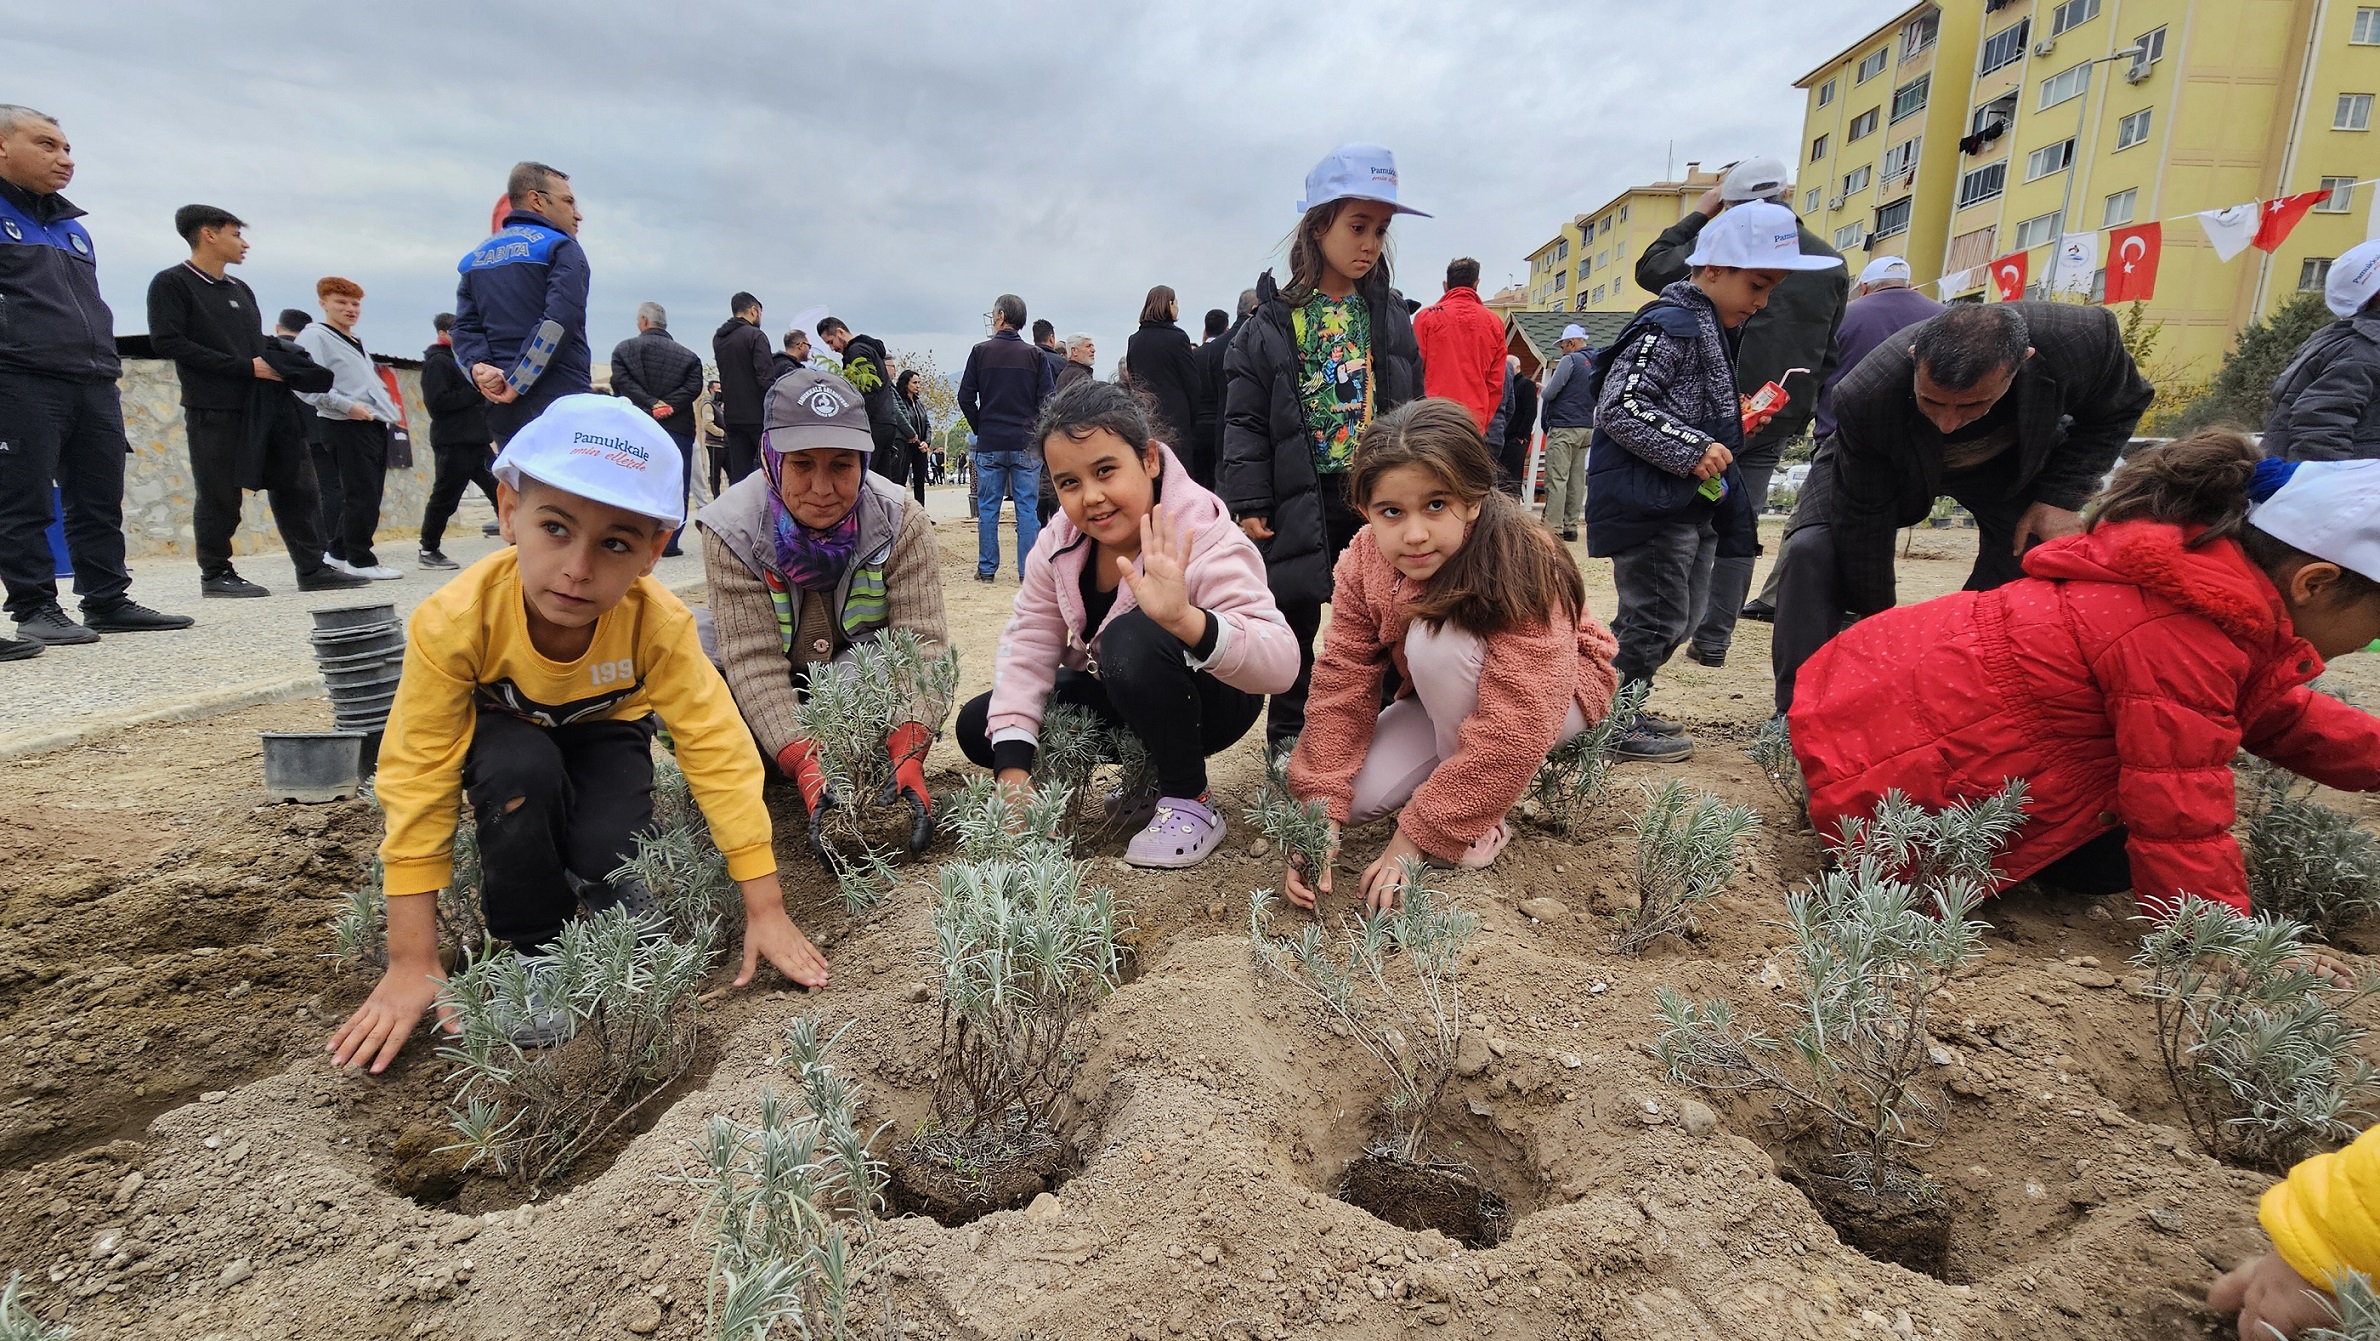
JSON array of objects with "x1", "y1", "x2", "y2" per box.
[{"x1": 117, "y1": 358, "x2": 440, "y2": 560}]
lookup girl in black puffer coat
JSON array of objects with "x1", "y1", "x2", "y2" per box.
[{"x1": 1218, "y1": 191, "x2": 1423, "y2": 748}]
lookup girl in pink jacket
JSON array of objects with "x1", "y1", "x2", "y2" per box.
[
  {"x1": 957, "y1": 380, "x2": 1299, "y2": 868},
  {"x1": 1285, "y1": 398, "x2": 1620, "y2": 909}
]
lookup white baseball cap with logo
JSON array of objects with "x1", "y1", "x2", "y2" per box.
[
  {"x1": 1296, "y1": 142, "x2": 1432, "y2": 217},
  {"x1": 2250, "y1": 457, "x2": 2380, "y2": 584},
  {"x1": 1720, "y1": 155, "x2": 1793, "y2": 203},
  {"x1": 1560, "y1": 323, "x2": 1589, "y2": 341},
  {"x1": 2326, "y1": 238, "x2": 2380, "y2": 318},
  {"x1": 492, "y1": 393, "x2": 686, "y2": 528},
  {"x1": 1685, "y1": 201, "x2": 1845, "y2": 272},
  {"x1": 1860, "y1": 256, "x2": 1913, "y2": 286}
]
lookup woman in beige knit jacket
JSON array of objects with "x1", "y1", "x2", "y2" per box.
[{"x1": 697, "y1": 369, "x2": 949, "y2": 854}]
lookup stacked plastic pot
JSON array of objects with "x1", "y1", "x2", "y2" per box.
[{"x1": 310, "y1": 603, "x2": 406, "y2": 734}]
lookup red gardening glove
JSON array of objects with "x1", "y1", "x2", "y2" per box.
[
  {"x1": 884, "y1": 722, "x2": 935, "y2": 853},
  {"x1": 775, "y1": 739, "x2": 837, "y2": 862}
]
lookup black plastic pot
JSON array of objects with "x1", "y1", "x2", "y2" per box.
[
  {"x1": 261, "y1": 731, "x2": 365, "y2": 803},
  {"x1": 310, "y1": 604, "x2": 398, "y2": 633}
]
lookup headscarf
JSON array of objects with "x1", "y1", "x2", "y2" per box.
[{"x1": 760, "y1": 432, "x2": 862, "y2": 592}]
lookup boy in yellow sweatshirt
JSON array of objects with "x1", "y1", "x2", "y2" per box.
[
  {"x1": 327, "y1": 394, "x2": 827, "y2": 1073},
  {"x1": 2212, "y1": 1123, "x2": 2380, "y2": 1337}
]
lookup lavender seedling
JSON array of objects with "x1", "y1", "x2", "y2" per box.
[
  {"x1": 0, "y1": 1275, "x2": 67, "y2": 1341},
  {"x1": 1249, "y1": 864, "x2": 1480, "y2": 1161},
  {"x1": 2310, "y1": 1269, "x2": 2380, "y2": 1341},
  {"x1": 1246, "y1": 738, "x2": 1334, "y2": 893},
  {"x1": 2133, "y1": 894, "x2": 2380, "y2": 1170},
  {"x1": 2242, "y1": 758, "x2": 2380, "y2": 938},
  {"x1": 1749, "y1": 715, "x2": 1809, "y2": 823},
  {"x1": 1526, "y1": 679, "x2": 1650, "y2": 837},
  {"x1": 794, "y1": 630, "x2": 959, "y2": 902},
  {"x1": 1615, "y1": 780, "x2": 1759, "y2": 955},
  {"x1": 1656, "y1": 784, "x2": 2020, "y2": 1198}
]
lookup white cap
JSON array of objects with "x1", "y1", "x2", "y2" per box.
[
  {"x1": 1685, "y1": 201, "x2": 1846, "y2": 272},
  {"x1": 1296, "y1": 142, "x2": 1431, "y2": 217},
  {"x1": 492, "y1": 393, "x2": 686, "y2": 528},
  {"x1": 2248, "y1": 458, "x2": 2380, "y2": 583},
  {"x1": 1720, "y1": 156, "x2": 1792, "y2": 203},
  {"x1": 2326, "y1": 239, "x2": 2380, "y2": 318},
  {"x1": 1860, "y1": 256, "x2": 1913, "y2": 285},
  {"x1": 1559, "y1": 323, "x2": 1589, "y2": 341}
]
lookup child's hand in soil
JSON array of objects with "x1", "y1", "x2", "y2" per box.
[
  {"x1": 1283, "y1": 821, "x2": 1341, "y2": 909},
  {"x1": 326, "y1": 965, "x2": 454, "y2": 1074},
  {"x1": 736, "y1": 875, "x2": 829, "y2": 990},
  {"x1": 2207, "y1": 1251, "x2": 2333, "y2": 1339},
  {"x1": 1355, "y1": 830, "x2": 1426, "y2": 912},
  {"x1": 2295, "y1": 947, "x2": 2357, "y2": 988}
]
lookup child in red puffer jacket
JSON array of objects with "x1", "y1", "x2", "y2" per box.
[{"x1": 1790, "y1": 430, "x2": 2380, "y2": 914}]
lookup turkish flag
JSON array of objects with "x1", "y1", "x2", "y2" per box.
[
  {"x1": 2105, "y1": 223, "x2": 2162, "y2": 303},
  {"x1": 2254, "y1": 191, "x2": 2329, "y2": 252},
  {"x1": 1989, "y1": 250, "x2": 2029, "y2": 302}
]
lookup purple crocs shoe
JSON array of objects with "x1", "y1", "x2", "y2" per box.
[{"x1": 1125, "y1": 796, "x2": 1226, "y2": 869}]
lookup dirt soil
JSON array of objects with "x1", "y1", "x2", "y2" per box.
[{"x1": 6, "y1": 516, "x2": 2380, "y2": 1340}]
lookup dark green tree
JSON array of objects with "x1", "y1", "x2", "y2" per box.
[{"x1": 2168, "y1": 291, "x2": 2336, "y2": 435}]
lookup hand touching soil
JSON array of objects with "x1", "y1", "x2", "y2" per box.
[
  {"x1": 326, "y1": 891, "x2": 456, "y2": 1072},
  {"x1": 2207, "y1": 1252, "x2": 2335, "y2": 1340}
]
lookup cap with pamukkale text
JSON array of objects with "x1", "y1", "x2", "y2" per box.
[
  {"x1": 2326, "y1": 239, "x2": 2380, "y2": 318},
  {"x1": 1685, "y1": 201, "x2": 1845, "y2": 272},
  {"x1": 1296, "y1": 142, "x2": 1431, "y2": 218},
  {"x1": 492, "y1": 393, "x2": 685, "y2": 527}
]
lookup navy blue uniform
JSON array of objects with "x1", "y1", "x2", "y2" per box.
[
  {"x1": 0, "y1": 179, "x2": 135, "y2": 620},
  {"x1": 450, "y1": 208, "x2": 590, "y2": 444}
]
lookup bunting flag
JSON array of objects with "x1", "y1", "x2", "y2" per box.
[
  {"x1": 2198, "y1": 203, "x2": 2260, "y2": 262},
  {"x1": 1936, "y1": 267, "x2": 1975, "y2": 300},
  {"x1": 2104, "y1": 222, "x2": 2162, "y2": 303},
  {"x1": 2254, "y1": 190, "x2": 2330, "y2": 252},
  {"x1": 2053, "y1": 233, "x2": 2099, "y2": 294},
  {"x1": 1989, "y1": 250, "x2": 2029, "y2": 302}
]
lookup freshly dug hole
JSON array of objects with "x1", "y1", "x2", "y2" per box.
[
  {"x1": 1776, "y1": 1155, "x2": 1952, "y2": 1279},
  {"x1": 887, "y1": 1113, "x2": 1078, "y2": 1226},
  {"x1": 1340, "y1": 1151, "x2": 1512, "y2": 1248}
]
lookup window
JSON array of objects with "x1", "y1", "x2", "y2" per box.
[
  {"x1": 1959, "y1": 161, "x2": 2009, "y2": 206},
  {"x1": 1874, "y1": 199, "x2": 1914, "y2": 238},
  {"x1": 1553, "y1": 272, "x2": 1566, "y2": 292},
  {"x1": 1577, "y1": 260, "x2": 1590, "y2": 282},
  {"x1": 1602, "y1": 216, "x2": 1614, "y2": 236},
  {"x1": 2136, "y1": 26, "x2": 2166, "y2": 63},
  {"x1": 1805, "y1": 186, "x2": 1823, "y2": 213},
  {"x1": 1818, "y1": 78, "x2": 1838, "y2": 107},
  {"x1": 1835, "y1": 221, "x2": 1869, "y2": 249},
  {"x1": 2115, "y1": 109, "x2": 2152, "y2": 150},
  {"x1": 2026, "y1": 139, "x2": 2076, "y2": 180},
  {"x1": 2319, "y1": 176, "x2": 2358, "y2": 212},
  {"x1": 1903, "y1": 9, "x2": 1942, "y2": 57},
  {"x1": 1972, "y1": 93, "x2": 2018, "y2": 136},
  {"x1": 2041, "y1": 63, "x2": 2091, "y2": 110},
  {"x1": 1597, "y1": 249, "x2": 1610, "y2": 270},
  {"x1": 1811, "y1": 133, "x2": 1830, "y2": 161},
  {"x1": 1593, "y1": 285, "x2": 1607, "y2": 304},
  {"x1": 1892, "y1": 74, "x2": 1931, "y2": 122},
  {"x1": 2338, "y1": 94, "x2": 2374, "y2": 130},
  {"x1": 2354, "y1": 8, "x2": 2380, "y2": 42},
  {"x1": 1858, "y1": 48, "x2": 1890, "y2": 82},
  {"x1": 1981, "y1": 20, "x2": 2030, "y2": 74},
  {"x1": 2051, "y1": 0, "x2": 2101, "y2": 36},
  {"x1": 2013, "y1": 210, "x2": 2064, "y2": 250},
  {"x1": 2301, "y1": 257, "x2": 2335, "y2": 291},
  {"x1": 1843, "y1": 164, "x2": 1873, "y2": 196},
  {"x1": 2103, "y1": 187, "x2": 2138, "y2": 227},
  {"x1": 1555, "y1": 239, "x2": 1569, "y2": 261},
  {"x1": 1619, "y1": 205, "x2": 1629, "y2": 222},
  {"x1": 1882, "y1": 136, "x2": 1922, "y2": 178},
  {"x1": 1849, "y1": 108, "x2": 1881, "y2": 141}
]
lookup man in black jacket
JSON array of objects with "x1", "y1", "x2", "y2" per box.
[
  {"x1": 712, "y1": 292, "x2": 775, "y2": 484},
  {"x1": 957, "y1": 294, "x2": 1056, "y2": 580},
  {"x1": 1498, "y1": 359, "x2": 1539, "y2": 497},
  {"x1": 2265, "y1": 240, "x2": 2380, "y2": 461},
  {"x1": 416, "y1": 312, "x2": 498, "y2": 569},
  {"x1": 147, "y1": 204, "x2": 365, "y2": 598},
  {"x1": 770, "y1": 328, "x2": 810, "y2": 387},
  {"x1": 1770, "y1": 301, "x2": 2154, "y2": 711},
  {"x1": 1636, "y1": 156, "x2": 1848, "y2": 666},
  {"x1": 0, "y1": 107, "x2": 192, "y2": 657},
  {"x1": 1193, "y1": 290, "x2": 1255, "y2": 493},
  {"x1": 608, "y1": 301, "x2": 702, "y2": 552},
  {"x1": 817, "y1": 316, "x2": 914, "y2": 484}
]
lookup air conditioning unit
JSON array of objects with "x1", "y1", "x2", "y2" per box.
[
  {"x1": 1828, "y1": 195, "x2": 1847, "y2": 210},
  {"x1": 2123, "y1": 59, "x2": 2150, "y2": 84},
  {"x1": 2033, "y1": 37, "x2": 2057, "y2": 57}
]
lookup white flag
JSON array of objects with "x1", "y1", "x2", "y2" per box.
[
  {"x1": 2198, "y1": 203, "x2": 2260, "y2": 262},
  {"x1": 1936, "y1": 268, "x2": 1973, "y2": 299},
  {"x1": 2053, "y1": 233, "x2": 2099, "y2": 294}
]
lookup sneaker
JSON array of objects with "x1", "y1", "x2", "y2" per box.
[
  {"x1": 297, "y1": 567, "x2": 372, "y2": 592},
  {"x1": 349, "y1": 563, "x2": 405, "y2": 581},
  {"x1": 492, "y1": 953, "x2": 576, "y2": 1050},
  {"x1": 1124, "y1": 797, "x2": 1226, "y2": 869},
  {"x1": 1561, "y1": 528, "x2": 1578, "y2": 542},
  {"x1": 1104, "y1": 784, "x2": 1159, "y2": 832},
  {"x1": 974, "y1": 572, "x2": 997, "y2": 584},
  {"x1": 1739, "y1": 599, "x2": 1775, "y2": 624},
  {"x1": 201, "y1": 572, "x2": 271, "y2": 599},
  {"x1": 1635, "y1": 711, "x2": 1687, "y2": 738},
  {"x1": 82, "y1": 600, "x2": 194, "y2": 634},
  {"x1": 15, "y1": 604, "x2": 98, "y2": 645},
  {"x1": 0, "y1": 635, "x2": 42, "y2": 663},
  {"x1": 1613, "y1": 724, "x2": 1696, "y2": 762},
  {"x1": 481, "y1": 521, "x2": 502, "y2": 537},
  {"x1": 570, "y1": 871, "x2": 659, "y2": 923},
  {"x1": 1456, "y1": 819, "x2": 1512, "y2": 871},
  {"x1": 323, "y1": 552, "x2": 355, "y2": 574},
  {"x1": 417, "y1": 549, "x2": 459, "y2": 570},
  {"x1": 1685, "y1": 646, "x2": 1725, "y2": 668}
]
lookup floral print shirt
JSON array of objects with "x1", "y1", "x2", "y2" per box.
[{"x1": 1294, "y1": 292, "x2": 1372, "y2": 473}]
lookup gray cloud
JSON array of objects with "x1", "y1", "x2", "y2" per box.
[{"x1": 20, "y1": 0, "x2": 1881, "y2": 397}]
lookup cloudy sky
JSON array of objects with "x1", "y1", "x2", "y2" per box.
[{"x1": 22, "y1": 0, "x2": 1883, "y2": 398}]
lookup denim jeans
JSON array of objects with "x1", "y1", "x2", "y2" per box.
[{"x1": 972, "y1": 450, "x2": 1041, "y2": 577}]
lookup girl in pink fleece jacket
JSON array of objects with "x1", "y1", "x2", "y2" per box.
[
  {"x1": 957, "y1": 380, "x2": 1299, "y2": 868},
  {"x1": 1285, "y1": 398, "x2": 1620, "y2": 909}
]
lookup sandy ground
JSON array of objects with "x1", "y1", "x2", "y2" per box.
[{"x1": 2, "y1": 511, "x2": 2375, "y2": 1339}]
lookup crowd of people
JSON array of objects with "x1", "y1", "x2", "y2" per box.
[{"x1": 13, "y1": 96, "x2": 2380, "y2": 1332}]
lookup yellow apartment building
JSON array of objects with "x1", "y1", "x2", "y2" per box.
[
  {"x1": 1524, "y1": 165, "x2": 1728, "y2": 314},
  {"x1": 1795, "y1": 2, "x2": 1988, "y2": 279},
  {"x1": 1802, "y1": 0, "x2": 2380, "y2": 377}
]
